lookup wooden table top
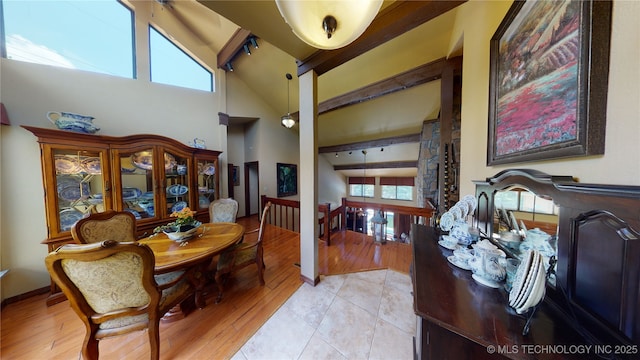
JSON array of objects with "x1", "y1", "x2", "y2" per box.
[{"x1": 139, "y1": 222, "x2": 244, "y2": 273}]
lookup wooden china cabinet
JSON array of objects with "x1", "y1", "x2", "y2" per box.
[{"x1": 23, "y1": 126, "x2": 221, "y2": 305}]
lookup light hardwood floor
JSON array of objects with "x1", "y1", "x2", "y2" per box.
[{"x1": 0, "y1": 217, "x2": 412, "y2": 359}]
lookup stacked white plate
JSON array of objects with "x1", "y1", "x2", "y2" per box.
[{"x1": 508, "y1": 250, "x2": 547, "y2": 314}]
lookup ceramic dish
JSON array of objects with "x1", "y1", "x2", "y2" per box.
[
  {"x1": 509, "y1": 250, "x2": 534, "y2": 304},
  {"x1": 462, "y1": 195, "x2": 477, "y2": 214},
  {"x1": 167, "y1": 184, "x2": 188, "y2": 196},
  {"x1": 200, "y1": 163, "x2": 216, "y2": 176},
  {"x1": 171, "y1": 201, "x2": 188, "y2": 213},
  {"x1": 438, "y1": 239, "x2": 459, "y2": 251},
  {"x1": 81, "y1": 157, "x2": 101, "y2": 175},
  {"x1": 58, "y1": 182, "x2": 90, "y2": 202},
  {"x1": 122, "y1": 187, "x2": 142, "y2": 201},
  {"x1": 447, "y1": 255, "x2": 471, "y2": 270},
  {"x1": 516, "y1": 260, "x2": 547, "y2": 314},
  {"x1": 449, "y1": 206, "x2": 463, "y2": 220},
  {"x1": 124, "y1": 208, "x2": 142, "y2": 219},
  {"x1": 164, "y1": 225, "x2": 199, "y2": 242},
  {"x1": 439, "y1": 211, "x2": 454, "y2": 232},
  {"x1": 55, "y1": 155, "x2": 82, "y2": 174},
  {"x1": 472, "y1": 273, "x2": 501, "y2": 288},
  {"x1": 512, "y1": 252, "x2": 541, "y2": 308},
  {"x1": 131, "y1": 151, "x2": 154, "y2": 170},
  {"x1": 131, "y1": 152, "x2": 177, "y2": 170},
  {"x1": 60, "y1": 208, "x2": 84, "y2": 231}
]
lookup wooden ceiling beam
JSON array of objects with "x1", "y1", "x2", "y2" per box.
[
  {"x1": 319, "y1": 133, "x2": 421, "y2": 153},
  {"x1": 334, "y1": 161, "x2": 418, "y2": 171},
  {"x1": 217, "y1": 28, "x2": 251, "y2": 70},
  {"x1": 296, "y1": 0, "x2": 467, "y2": 76}
]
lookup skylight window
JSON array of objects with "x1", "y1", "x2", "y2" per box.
[
  {"x1": 1, "y1": 0, "x2": 135, "y2": 78},
  {"x1": 149, "y1": 26, "x2": 213, "y2": 92}
]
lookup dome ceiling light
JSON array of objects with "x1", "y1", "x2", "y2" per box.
[{"x1": 275, "y1": 0, "x2": 383, "y2": 50}]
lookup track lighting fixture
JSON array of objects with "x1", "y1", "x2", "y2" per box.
[
  {"x1": 225, "y1": 62, "x2": 234, "y2": 72},
  {"x1": 349, "y1": 151, "x2": 352, "y2": 155},
  {"x1": 249, "y1": 36, "x2": 259, "y2": 49},
  {"x1": 335, "y1": 153, "x2": 339, "y2": 157},
  {"x1": 243, "y1": 44, "x2": 251, "y2": 55},
  {"x1": 381, "y1": 147, "x2": 384, "y2": 151}
]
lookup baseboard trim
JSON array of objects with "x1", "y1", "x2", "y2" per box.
[
  {"x1": 300, "y1": 274, "x2": 320, "y2": 286},
  {"x1": 1, "y1": 286, "x2": 49, "y2": 309}
]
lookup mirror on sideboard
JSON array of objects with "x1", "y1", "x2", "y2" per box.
[{"x1": 490, "y1": 186, "x2": 559, "y2": 286}]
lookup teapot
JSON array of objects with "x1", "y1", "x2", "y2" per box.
[
  {"x1": 47, "y1": 111, "x2": 100, "y2": 134},
  {"x1": 469, "y1": 241, "x2": 506, "y2": 286}
]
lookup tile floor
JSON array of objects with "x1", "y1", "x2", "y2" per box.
[{"x1": 231, "y1": 269, "x2": 415, "y2": 360}]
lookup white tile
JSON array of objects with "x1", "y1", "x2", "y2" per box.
[
  {"x1": 240, "y1": 306, "x2": 315, "y2": 360},
  {"x1": 378, "y1": 283, "x2": 415, "y2": 334},
  {"x1": 230, "y1": 349, "x2": 248, "y2": 360},
  {"x1": 385, "y1": 270, "x2": 412, "y2": 294},
  {"x1": 284, "y1": 282, "x2": 336, "y2": 328},
  {"x1": 316, "y1": 296, "x2": 377, "y2": 359},
  {"x1": 369, "y1": 318, "x2": 414, "y2": 360},
  {"x1": 298, "y1": 332, "x2": 347, "y2": 360},
  {"x1": 350, "y1": 269, "x2": 388, "y2": 286},
  {"x1": 317, "y1": 273, "x2": 347, "y2": 294},
  {"x1": 337, "y1": 274, "x2": 384, "y2": 315}
]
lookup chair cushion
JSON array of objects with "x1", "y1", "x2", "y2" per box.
[
  {"x1": 155, "y1": 271, "x2": 192, "y2": 312},
  {"x1": 77, "y1": 215, "x2": 137, "y2": 243},
  {"x1": 62, "y1": 252, "x2": 150, "y2": 314},
  {"x1": 211, "y1": 202, "x2": 238, "y2": 223},
  {"x1": 217, "y1": 245, "x2": 257, "y2": 272}
]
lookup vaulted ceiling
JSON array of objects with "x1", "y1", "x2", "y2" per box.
[{"x1": 158, "y1": 0, "x2": 467, "y2": 177}]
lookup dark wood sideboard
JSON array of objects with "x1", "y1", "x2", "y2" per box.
[
  {"x1": 411, "y1": 224, "x2": 585, "y2": 360},
  {"x1": 411, "y1": 169, "x2": 640, "y2": 359}
]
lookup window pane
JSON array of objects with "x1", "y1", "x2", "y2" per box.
[
  {"x1": 363, "y1": 184, "x2": 374, "y2": 198},
  {"x1": 381, "y1": 185, "x2": 396, "y2": 199},
  {"x1": 349, "y1": 184, "x2": 362, "y2": 197},
  {"x1": 149, "y1": 26, "x2": 212, "y2": 92},
  {"x1": 3, "y1": 0, "x2": 134, "y2": 78},
  {"x1": 397, "y1": 186, "x2": 413, "y2": 200}
]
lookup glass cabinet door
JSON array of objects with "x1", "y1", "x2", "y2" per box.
[
  {"x1": 53, "y1": 148, "x2": 109, "y2": 233},
  {"x1": 196, "y1": 157, "x2": 218, "y2": 212},
  {"x1": 163, "y1": 149, "x2": 191, "y2": 215},
  {"x1": 116, "y1": 148, "x2": 156, "y2": 220}
]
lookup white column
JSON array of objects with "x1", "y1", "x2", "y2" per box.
[{"x1": 298, "y1": 71, "x2": 319, "y2": 285}]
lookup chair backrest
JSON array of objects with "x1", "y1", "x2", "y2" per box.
[
  {"x1": 45, "y1": 240, "x2": 160, "y2": 334},
  {"x1": 209, "y1": 198, "x2": 239, "y2": 223},
  {"x1": 256, "y1": 202, "x2": 272, "y2": 245},
  {"x1": 71, "y1": 210, "x2": 137, "y2": 244}
]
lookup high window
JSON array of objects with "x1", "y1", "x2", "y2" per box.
[
  {"x1": 1, "y1": 0, "x2": 134, "y2": 78},
  {"x1": 380, "y1": 177, "x2": 414, "y2": 201},
  {"x1": 349, "y1": 177, "x2": 374, "y2": 198},
  {"x1": 149, "y1": 26, "x2": 212, "y2": 92}
]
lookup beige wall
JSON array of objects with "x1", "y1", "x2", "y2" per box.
[{"x1": 457, "y1": 0, "x2": 640, "y2": 199}]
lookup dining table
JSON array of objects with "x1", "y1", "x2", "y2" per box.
[{"x1": 138, "y1": 222, "x2": 244, "y2": 319}]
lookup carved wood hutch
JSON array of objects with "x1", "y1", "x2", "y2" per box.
[
  {"x1": 412, "y1": 169, "x2": 639, "y2": 359},
  {"x1": 24, "y1": 126, "x2": 221, "y2": 305}
]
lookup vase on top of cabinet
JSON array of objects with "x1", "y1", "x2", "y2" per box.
[{"x1": 23, "y1": 125, "x2": 221, "y2": 305}]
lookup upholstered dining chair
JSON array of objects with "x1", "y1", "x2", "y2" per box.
[
  {"x1": 44, "y1": 239, "x2": 193, "y2": 360},
  {"x1": 208, "y1": 198, "x2": 239, "y2": 223},
  {"x1": 214, "y1": 201, "x2": 271, "y2": 303},
  {"x1": 71, "y1": 210, "x2": 138, "y2": 244}
]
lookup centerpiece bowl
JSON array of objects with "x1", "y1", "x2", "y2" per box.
[{"x1": 163, "y1": 222, "x2": 202, "y2": 242}]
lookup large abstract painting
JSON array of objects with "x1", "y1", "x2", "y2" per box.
[{"x1": 487, "y1": 0, "x2": 611, "y2": 165}]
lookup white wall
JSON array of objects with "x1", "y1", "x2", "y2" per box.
[{"x1": 456, "y1": 0, "x2": 640, "y2": 198}]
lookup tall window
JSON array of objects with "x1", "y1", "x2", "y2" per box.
[
  {"x1": 2, "y1": 0, "x2": 134, "y2": 78},
  {"x1": 349, "y1": 177, "x2": 374, "y2": 198},
  {"x1": 149, "y1": 26, "x2": 212, "y2": 92},
  {"x1": 380, "y1": 177, "x2": 414, "y2": 201}
]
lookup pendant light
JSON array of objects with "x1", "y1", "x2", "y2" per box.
[
  {"x1": 275, "y1": 0, "x2": 383, "y2": 50},
  {"x1": 281, "y1": 73, "x2": 295, "y2": 128}
]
